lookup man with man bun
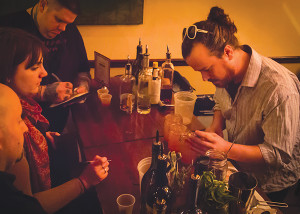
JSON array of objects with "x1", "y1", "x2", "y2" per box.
[{"x1": 182, "y1": 6, "x2": 300, "y2": 202}]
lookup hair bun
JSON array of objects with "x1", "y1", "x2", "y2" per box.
[{"x1": 207, "y1": 6, "x2": 237, "y2": 33}]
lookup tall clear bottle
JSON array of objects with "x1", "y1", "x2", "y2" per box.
[
  {"x1": 137, "y1": 45, "x2": 152, "y2": 114},
  {"x1": 120, "y1": 56, "x2": 136, "y2": 113},
  {"x1": 146, "y1": 154, "x2": 173, "y2": 214},
  {"x1": 149, "y1": 62, "x2": 161, "y2": 104},
  {"x1": 132, "y1": 38, "x2": 143, "y2": 83},
  {"x1": 140, "y1": 131, "x2": 163, "y2": 214},
  {"x1": 161, "y1": 46, "x2": 174, "y2": 105}
]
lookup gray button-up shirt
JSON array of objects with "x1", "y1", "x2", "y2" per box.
[{"x1": 214, "y1": 45, "x2": 300, "y2": 192}]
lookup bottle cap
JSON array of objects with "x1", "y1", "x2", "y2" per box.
[
  {"x1": 166, "y1": 45, "x2": 171, "y2": 59},
  {"x1": 153, "y1": 61, "x2": 158, "y2": 68}
]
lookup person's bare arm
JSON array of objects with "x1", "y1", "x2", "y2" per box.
[
  {"x1": 34, "y1": 155, "x2": 109, "y2": 214},
  {"x1": 189, "y1": 130, "x2": 265, "y2": 165},
  {"x1": 205, "y1": 110, "x2": 225, "y2": 137}
]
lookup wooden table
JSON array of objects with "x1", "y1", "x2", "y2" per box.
[
  {"x1": 71, "y1": 89, "x2": 173, "y2": 214},
  {"x1": 71, "y1": 89, "x2": 282, "y2": 214}
]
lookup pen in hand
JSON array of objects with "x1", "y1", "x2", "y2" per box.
[{"x1": 51, "y1": 73, "x2": 62, "y2": 82}]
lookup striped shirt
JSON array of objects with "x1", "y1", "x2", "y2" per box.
[{"x1": 214, "y1": 45, "x2": 300, "y2": 192}]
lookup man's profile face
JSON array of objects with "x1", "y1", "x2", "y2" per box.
[
  {"x1": 0, "y1": 87, "x2": 28, "y2": 169},
  {"x1": 38, "y1": 4, "x2": 77, "y2": 39},
  {"x1": 186, "y1": 43, "x2": 235, "y2": 88}
]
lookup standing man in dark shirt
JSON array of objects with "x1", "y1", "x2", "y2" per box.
[
  {"x1": 0, "y1": 84, "x2": 46, "y2": 214},
  {"x1": 0, "y1": 0, "x2": 91, "y2": 132}
]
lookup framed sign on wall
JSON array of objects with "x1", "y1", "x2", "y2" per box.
[{"x1": 75, "y1": 0, "x2": 144, "y2": 25}]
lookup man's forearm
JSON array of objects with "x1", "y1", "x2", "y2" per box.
[
  {"x1": 227, "y1": 143, "x2": 265, "y2": 165},
  {"x1": 33, "y1": 178, "x2": 83, "y2": 214},
  {"x1": 209, "y1": 110, "x2": 226, "y2": 133}
]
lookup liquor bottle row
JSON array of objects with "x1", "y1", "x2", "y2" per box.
[{"x1": 119, "y1": 39, "x2": 175, "y2": 114}]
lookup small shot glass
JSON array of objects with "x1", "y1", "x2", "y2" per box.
[
  {"x1": 97, "y1": 87, "x2": 109, "y2": 98},
  {"x1": 100, "y1": 93, "x2": 112, "y2": 106}
]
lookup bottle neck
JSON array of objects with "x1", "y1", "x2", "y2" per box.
[
  {"x1": 136, "y1": 46, "x2": 142, "y2": 59},
  {"x1": 150, "y1": 142, "x2": 162, "y2": 168},
  {"x1": 143, "y1": 55, "x2": 149, "y2": 69}
]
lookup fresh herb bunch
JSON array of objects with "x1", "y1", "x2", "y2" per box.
[{"x1": 198, "y1": 171, "x2": 236, "y2": 209}]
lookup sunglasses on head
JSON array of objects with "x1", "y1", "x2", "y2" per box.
[{"x1": 182, "y1": 25, "x2": 210, "y2": 41}]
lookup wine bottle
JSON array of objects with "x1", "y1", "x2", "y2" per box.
[
  {"x1": 146, "y1": 154, "x2": 172, "y2": 214},
  {"x1": 140, "y1": 131, "x2": 163, "y2": 214}
]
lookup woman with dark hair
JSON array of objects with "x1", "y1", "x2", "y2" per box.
[
  {"x1": 0, "y1": 27, "x2": 108, "y2": 213},
  {"x1": 182, "y1": 7, "x2": 300, "y2": 203}
]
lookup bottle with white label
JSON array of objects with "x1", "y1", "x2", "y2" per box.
[{"x1": 149, "y1": 62, "x2": 161, "y2": 104}]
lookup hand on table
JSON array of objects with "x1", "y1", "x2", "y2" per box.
[
  {"x1": 188, "y1": 130, "x2": 230, "y2": 156},
  {"x1": 79, "y1": 155, "x2": 109, "y2": 190}
]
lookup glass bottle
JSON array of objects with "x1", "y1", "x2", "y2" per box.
[
  {"x1": 180, "y1": 173, "x2": 203, "y2": 214},
  {"x1": 132, "y1": 38, "x2": 143, "y2": 83},
  {"x1": 205, "y1": 149, "x2": 228, "y2": 181},
  {"x1": 137, "y1": 45, "x2": 152, "y2": 114},
  {"x1": 120, "y1": 56, "x2": 136, "y2": 113},
  {"x1": 146, "y1": 154, "x2": 172, "y2": 214},
  {"x1": 140, "y1": 131, "x2": 163, "y2": 214},
  {"x1": 149, "y1": 62, "x2": 161, "y2": 104},
  {"x1": 161, "y1": 45, "x2": 174, "y2": 105}
]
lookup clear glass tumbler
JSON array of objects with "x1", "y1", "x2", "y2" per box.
[
  {"x1": 163, "y1": 113, "x2": 183, "y2": 142},
  {"x1": 205, "y1": 149, "x2": 228, "y2": 181}
]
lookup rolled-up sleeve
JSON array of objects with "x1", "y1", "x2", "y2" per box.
[{"x1": 260, "y1": 89, "x2": 299, "y2": 169}]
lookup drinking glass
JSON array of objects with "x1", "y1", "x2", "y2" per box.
[
  {"x1": 205, "y1": 149, "x2": 228, "y2": 181},
  {"x1": 163, "y1": 113, "x2": 183, "y2": 142},
  {"x1": 168, "y1": 123, "x2": 187, "y2": 152},
  {"x1": 178, "y1": 130, "x2": 198, "y2": 164},
  {"x1": 174, "y1": 91, "x2": 197, "y2": 125}
]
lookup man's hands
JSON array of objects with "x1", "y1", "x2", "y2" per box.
[{"x1": 188, "y1": 130, "x2": 231, "y2": 156}]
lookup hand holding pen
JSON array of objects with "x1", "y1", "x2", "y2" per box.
[
  {"x1": 51, "y1": 73, "x2": 74, "y2": 102},
  {"x1": 78, "y1": 156, "x2": 110, "y2": 190}
]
